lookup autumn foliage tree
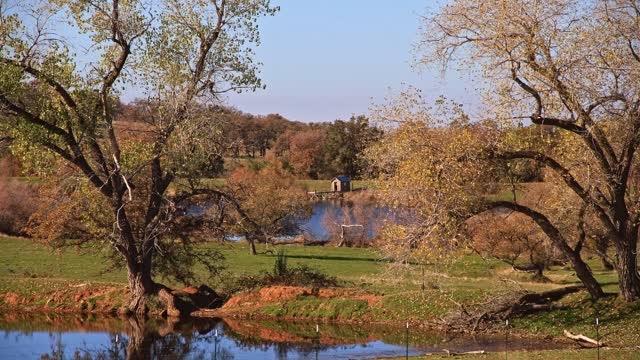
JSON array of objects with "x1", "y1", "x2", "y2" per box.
[
  {"x1": 468, "y1": 211, "x2": 558, "y2": 282},
  {"x1": 368, "y1": 0, "x2": 640, "y2": 301},
  {"x1": 0, "y1": 0, "x2": 277, "y2": 314},
  {"x1": 224, "y1": 165, "x2": 312, "y2": 255},
  {"x1": 287, "y1": 129, "x2": 327, "y2": 178}
]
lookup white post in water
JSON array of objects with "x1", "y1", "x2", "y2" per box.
[
  {"x1": 315, "y1": 324, "x2": 320, "y2": 360},
  {"x1": 405, "y1": 321, "x2": 409, "y2": 360},
  {"x1": 214, "y1": 328, "x2": 219, "y2": 360},
  {"x1": 505, "y1": 319, "x2": 509, "y2": 360}
]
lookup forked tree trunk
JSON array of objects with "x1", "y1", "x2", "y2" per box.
[{"x1": 615, "y1": 235, "x2": 640, "y2": 302}]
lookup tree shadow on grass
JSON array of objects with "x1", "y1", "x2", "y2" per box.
[
  {"x1": 262, "y1": 253, "x2": 427, "y2": 266},
  {"x1": 262, "y1": 253, "x2": 383, "y2": 263}
]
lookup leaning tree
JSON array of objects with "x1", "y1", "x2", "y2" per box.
[
  {"x1": 370, "y1": 0, "x2": 640, "y2": 301},
  {"x1": 0, "y1": 0, "x2": 277, "y2": 314}
]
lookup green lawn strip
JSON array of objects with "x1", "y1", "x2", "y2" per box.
[
  {"x1": 511, "y1": 293, "x2": 640, "y2": 347},
  {"x1": 199, "y1": 242, "x2": 384, "y2": 282},
  {"x1": 0, "y1": 237, "x2": 126, "y2": 282},
  {"x1": 387, "y1": 348, "x2": 640, "y2": 360}
]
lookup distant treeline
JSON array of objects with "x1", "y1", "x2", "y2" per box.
[{"x1": 117, "y1": 100, "x2": 382, "y2": 179}]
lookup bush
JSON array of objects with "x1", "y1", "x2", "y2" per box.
[
  {"x1": 0, "y1": 178, "x2": 38, "y2": 236},
  {"x1": 273, "y1": 249, "x2": 288, "y2": 277},
  {"x1": 225, "y1": 250, "x2": 338, "y2": 294}
]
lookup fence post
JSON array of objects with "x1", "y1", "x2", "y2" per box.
[
  {"x1": 406, "y1": 321, "x2": 409, "y2": 360},
  {"x1": 595, "y1": 317, "x2": 600, "y2": 360},
  {"x1": 315, "y1": 324, "x2": 319, "y2": 360},
  {"x1": 505, "y1": 319, "x2": 509, "y2": 360}
]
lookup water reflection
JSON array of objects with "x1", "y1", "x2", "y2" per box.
[
  {"x1": 0, "y1": 313, "x2": 565, "y2": 359},
  {"x1": 187, "y1": 199, "x2": 403, "y2": 242}
]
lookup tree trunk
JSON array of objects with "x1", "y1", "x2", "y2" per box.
[
  {"x1": 595, "y1": 235, "x2": 614, "y2": 270},
  {"x1": 491, "y1": 201, "x2": 605, "y2": 300},
  {"x1": 532, "y1": 264, "x2": 546, "y2": 282},
  {"x1": 248, "y1": 239, "x2": 257, "y2": 255},
  {"x1": 615, "y1": 236, "x2": 640, "y2": 302},
  {"x1": 127, "y1": 263, "x2": 156, "y2": 315},
  {"x1": 599, "y1": 254, "x2": 614, "y2": 271},
  {"x1": 568, "y1": 253, "x2": 605, "y2": 300},
  {"x1": 337, "y1": 225, "x2": 345, "y2": 247}
]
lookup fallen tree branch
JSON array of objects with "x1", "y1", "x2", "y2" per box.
[
  {"x1": 437, "y1": 285, "x2": 584, "y2": 333},
  {"x1": 442, "y1": 349, "x2": 486, "y2": 356},
  {"x1": 563, "y1": 329, "x2": 605, "y2": 347}
]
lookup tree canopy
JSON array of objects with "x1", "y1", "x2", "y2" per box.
[
  {"x1": 368, "y1": 0, "x2": 640, "y2": 302},
  {"x1": 0, "y1": 0, "x2": 277, "y2": 314}
]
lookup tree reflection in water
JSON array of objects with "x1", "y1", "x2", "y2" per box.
[
  {"x1": 35, "y1": 315, "x2": 338, "y2": 360},
  {"x1": 38, "y1": 316, "x2": 228, "y2": 360},
  {"x1": 5, "y1": 313, "x2": 565, "y2": 360},
  {"x1": 40, "y1": 332, "x2": 127, "y2": 360}
]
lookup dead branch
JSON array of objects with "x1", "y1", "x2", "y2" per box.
[
  {"x1": 442, "y1": 349, "x2": 486, "y2": 356},
  {"x1": 563, "y1": 329, "x2": 605, "y2": 347},
  {"x1": 437, "y1": 285, "x2": 583, "y2": 333}
]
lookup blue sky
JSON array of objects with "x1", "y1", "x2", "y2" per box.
[
  {"x1": 44, "y1": 0, "x2": 479, "y2": 123},
  {"x1": 223, "y1": 0, "x2": 480, "y2": 122}
]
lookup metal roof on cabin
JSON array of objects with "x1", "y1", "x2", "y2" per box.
[{"x1": 332, "y1": 176, "x2": 350, "y2": 182}]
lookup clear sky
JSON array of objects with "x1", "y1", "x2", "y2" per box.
[{"x1": 223, "y1": 0, "x2": 480, "y2": 123}]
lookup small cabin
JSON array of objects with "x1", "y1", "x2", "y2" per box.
[{"x1": 331, "y1": 176, "x2": 351, "y2": 192}]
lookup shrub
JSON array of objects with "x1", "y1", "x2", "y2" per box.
[
  {"x1": 273, "y1": 249, "x2": 288, "y2": 277},
  {"x1": 224, "y1": 250, "x2": 338, "y2": 294},
  {"x1": 0, "y1": 178, "x2": 38, "y2": 236}
]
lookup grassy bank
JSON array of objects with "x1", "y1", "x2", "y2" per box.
[
  {"x1": 388, "y1": 348, "x2": 640, "y2": 360},
  {"x1": 1, "y1": 236, "x2": 639, "y2": 355}
]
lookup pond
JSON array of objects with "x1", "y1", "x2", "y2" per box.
[
  {"x1": 299, "y1": 200, "x2": 397, "y2": 241},
  {"x1": 0, "y1": 313, "x2": 566, "y2": 359},
  {"x1": 189, "y1": 199, "x2": 400, "y2": 243}
]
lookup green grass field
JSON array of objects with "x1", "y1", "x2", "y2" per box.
[
  {"x1": 176, "y1": 177, "x2": 372, "y2": 192},
  {"x1": 394, "y1": 348, "x2": 640, "y2": 360},
  {"x1": 0, "y1": 237, "x2": 382, "y2": 285},
  {"x1": 1, "y1": 235, "x2": 639, "y2": 356}
]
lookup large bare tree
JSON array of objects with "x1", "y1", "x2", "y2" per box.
[{"x1": 0, "y1": 0, "x2": 276, "y2": 313}]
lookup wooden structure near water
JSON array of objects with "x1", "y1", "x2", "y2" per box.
[
  {"x1": 307, "y1": 176, "x2": 352, "y2": 200},
  {"x1": 307, "y1": 191, "x2": 343, "y2": 201},
  {"x1": 331, "y1": 176, "x2": 351, "y2": 192}
]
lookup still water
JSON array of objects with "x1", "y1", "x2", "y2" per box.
[
  {"x1": 187, "y1": 199, "x2": 400, "y2": 242},
  {"x1": 0, "y1": 313, "x2": 565, "y2": 359}
]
